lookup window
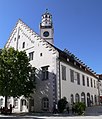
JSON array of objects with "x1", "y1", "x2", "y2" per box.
[
  {"x1": 94, "y1": 95, "x2": 97, "y2": 104},
  {"x1": 21, "y1": 99, "x2": 26, "y2": 106},
  {"x1": 0, "y1": 98, "x2": 3, "y2": 107},
  {"x1": 40, "y1": 53, "x2": 42, "y2": 57},
  {"x1": 30, "y1": 67, "x2": 35, "y2": 81},
  {"x1": 74, "y1": 72, "x2": 80, "y2": 84},
  {"x1": 22, "y1": 42, "x2": 25, "y2": 48},
  {"x1": 18, "y1": 35, "x2": 20, "y2": 39},
  {"x1": 87, "y1": 77, "x2": 89, "y2": 87},
  {"x1": 14, "y1": 38, "x2": 16, "y2": 41},
  {"x1": 91, "y1": 95, "x2": 93, "y2": 104},
  {"x1": 71, "y1": 94, "x2": 74, "y2": 104},
  {"x1": 70, "y1": 69, "x2": 74, "y2": 82},
  {"x1": 91, "y1": 78, "x2": 93, "y2": 87},
  {"x1": 62, "y1": 65, "x2": 66, "y2": 80},
  {"x1": 29, "y1": 52, "x2": 34, "y2": 61},
  {"x1": 75, "y1": 93, "x2": 80, "y2": 103},
  {"x1": 81, "y1": 92, "x2": 85, "y2": 103},
  {"x1": 94, "y1": 80, "x2": 96, "y2": 88},
  {"x1": 82, "y1": 75, "x2": 85, "y2": 86},
  {"x1": 75, "y1": 72, "x2": 80, "y2": 85},
  {"x1": 42, "y1": 66, "x2": 49, "y2": 80},
  {"x1": 42, "y1": 97, "x2": 49, "y2": 111},
  {"x1": 14, "y1": 98, "x2": 18, "y2": 108}
]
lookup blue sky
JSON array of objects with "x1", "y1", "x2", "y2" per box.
[{"x1": 0, "y1": 0, "x2": 102, "y2": 74}]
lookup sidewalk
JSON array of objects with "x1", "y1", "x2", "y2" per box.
[
  {"x1": 85, "y1": 106, "x2": 102, "y2": 116},
  {"x1": 0, "y1": 106, "x2": 102, "y2": 119}
]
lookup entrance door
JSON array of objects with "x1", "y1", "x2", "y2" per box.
[{"x1": 21, "y1": 99, "x2": 28, "y2": 112}]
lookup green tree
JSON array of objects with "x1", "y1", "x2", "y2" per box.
[{"x1": 0, "y1": 47, "x2": 36, "y2": 108}]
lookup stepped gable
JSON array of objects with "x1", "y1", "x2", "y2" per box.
[{"x1": 5, "y1": 19, "x2": 57, "y2": 54}]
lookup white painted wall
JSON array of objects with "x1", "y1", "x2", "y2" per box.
[
  {"x1": 5, "y1": 20, "x2": 59, "y2": 112},
  {"x1": 60, "y1": 61, "x2": 98, "y2": 106}
]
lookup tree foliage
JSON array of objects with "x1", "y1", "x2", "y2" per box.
[
  {"x1": 0, "y1": 47, "x2": 36, "y2": 98},
  {"x1": 75, "y1": 102, "x2": 86, "y2": 115},
  {"x1": 58, "y1": 97, "x2": 68, "y2": 113}
]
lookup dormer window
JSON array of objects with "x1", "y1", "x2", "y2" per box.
[{"x1": 22, "y1": 42, "x2": 25, "y2": 48}]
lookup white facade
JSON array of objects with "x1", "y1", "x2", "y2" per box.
[
  {"x1": 1, "y1": 11, "x2": 99, "y2": 113},
  {"x1": 60, "y1": 61, "x2": 98, "y2": 107}
]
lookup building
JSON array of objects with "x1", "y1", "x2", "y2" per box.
[
  {"x1": 0, "y1": 10, "x2": 99, "y2": 113},
  {"x1": 98, "y1": 74, "x2": 102, "y2": 104}
]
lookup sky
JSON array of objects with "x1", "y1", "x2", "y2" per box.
[{"x1": 0, "y1": 0, "x2": 102, "y2": 74}]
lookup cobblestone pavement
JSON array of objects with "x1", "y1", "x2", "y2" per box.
[{"x1": 0, "y1": 106, "x2": 102, "y2": 119}]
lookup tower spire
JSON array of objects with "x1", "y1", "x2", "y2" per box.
[{"x1": 46, "y1": 8, "x2": 48, "y2": 13}]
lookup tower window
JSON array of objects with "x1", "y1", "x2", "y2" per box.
[{"x1": 22, "y1": 42, "x2": 25, "y2": 48}]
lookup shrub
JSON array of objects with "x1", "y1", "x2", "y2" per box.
[
  {"x1": 75, "y1": 102, "x2": 86, "y2": 115},
  {"x1": 58, "y1": 97, "x2": 68, "y2": 113}
]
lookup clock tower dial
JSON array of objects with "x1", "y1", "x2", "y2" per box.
[
  {"x1": 43, "y1": 31, "x2": 49, "y2": 37},
  {"x1": 40, "y1": 9, "x2": 54, "y2": 45}
]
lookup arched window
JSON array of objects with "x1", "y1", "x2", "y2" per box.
[
  {"x1": 71, "y1": 94, "x2": 74, "y2": 104},
  {"x1": 81, "y1": 92, "x2": 86, "y2": 103},
  {"x1": 75, "y1": 93, "x2": 80, "y2": 103},
  {"x1": 91, "y1": 95, "x2": 93, "y2": 105},
  {"x1": 22, "y1": 42, "x2": 25, "y2": 48},
  {"x1": 14, "y1": 98, "x2": 18, "y2": 109},
  {"x1": 87, "y1": 93, "x2": 90, "y2": 107},
  {"x1": 42, "y1": 97, "x2": 49, "y2": 111}
]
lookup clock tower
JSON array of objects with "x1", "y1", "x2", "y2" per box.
[{"x1": 40, "y1": 9, "x2": 54, "y2": 45}]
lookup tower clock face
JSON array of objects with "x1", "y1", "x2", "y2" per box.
[{"x1": 43, "y1": 31, "x2": 49, "y2": 37}]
